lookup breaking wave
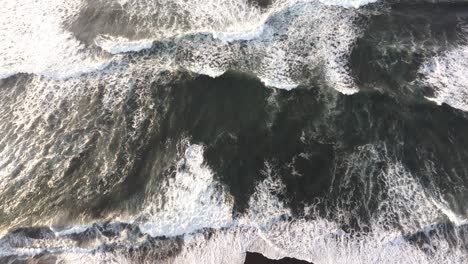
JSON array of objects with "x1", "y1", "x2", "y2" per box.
[
  {"x1": 1, "y1": 0, "x2": 379, "y2": 93},
  {"x1": 1, "y1": 142, "x2": 467, "y2": 263}
]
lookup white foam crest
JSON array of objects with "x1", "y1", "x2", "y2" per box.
[
  {"x1": 14, "y1": 223, "x2": 468, "y2": 264},
  {"x1": 90, "y1": 0, "x2": 365, "y2": 93},
  {"x1": 53, "y1": 226, "x2": 90, "y2": 237},
  {"x1": 50, "y1": 161, "x2": 467, "y2": 263},
  {"x1": 107, "y1": 0, "x2": 268, "y2": 40},
  {"x1": 248, "y1": 219, "x2": 466, "y2": 264},
  {"x1": 95, "y1": 35, "x2": 154, "y2": 54},
  {"x1": 2, "y1": 145, "x2": 467, "y2": 263},
  {"x1": 0, "y1": 0, "x2": 371, "y2": 89},
  {"x1": 92, "y1": 0, "x2": 374, "y2": 50},
  {"x1": 91, "y1": 0, "x2": 271, "y2": 54},
  {"x1": 419, "y1": 46, "x2": 468, "y2": 112},
  {"x1": 165, "y1": 157, "x2": 466, "y2": 264},
  {"x1": 168, "y1": 152, "x2": 465, "y2": 263},
  {"x1": 137, "y1": 141, "x2": 234, "y2": 237},
  {"x1": 318, "y1": 0, "x2": 378, "y2": 8},
  {"x1": 0, "y1": 0, "x2": 112, "y2": 79}
]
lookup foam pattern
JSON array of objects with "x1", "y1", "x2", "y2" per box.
[
  {"x1": 0, "y1": 0, "x2": 373, "y2": 93},
  {"x1": 0, "y1": 0, "x2": 109, "y2": 79},
  {"x1": 419, "y1": 45, "x2": 468, "y2": 112},
  {"x1": 2, "y1": 143, "x2": 467, "y2": 263}
]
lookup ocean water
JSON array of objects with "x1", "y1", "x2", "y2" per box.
[{"x1": 0, "y1": 0, "x2": 467, "y2": 263}]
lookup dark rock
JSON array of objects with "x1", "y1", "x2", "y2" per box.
[{"x1": 244, "y1": 252, "x2": 312, "y2": 264}]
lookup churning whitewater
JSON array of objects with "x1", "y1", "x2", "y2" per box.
[{"x1": 1, "y1": 0, "x2": 468, "y2": 263}]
